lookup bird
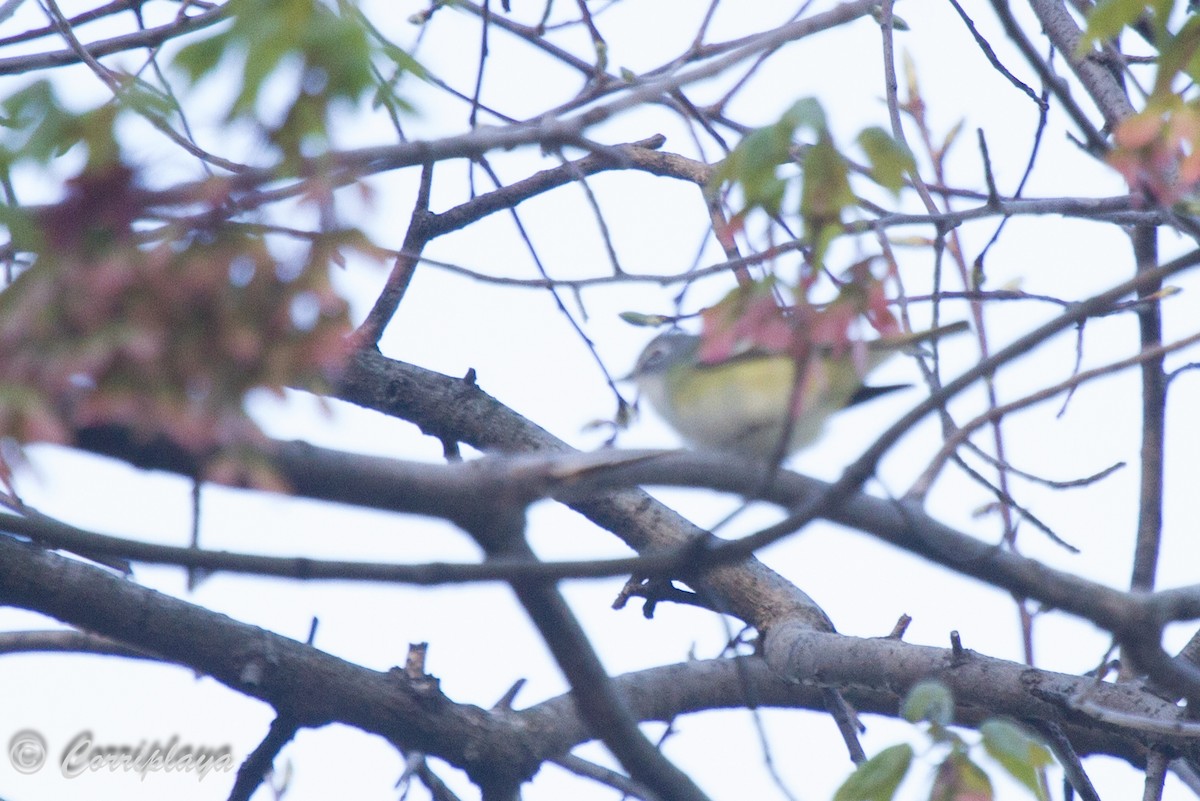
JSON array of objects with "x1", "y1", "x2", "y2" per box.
[{"x1": 625, "y1": 321, "x2": 967, "y2": 458}]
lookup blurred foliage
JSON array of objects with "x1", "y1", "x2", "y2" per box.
[
  {"x1": 696, "y1": 266, "x2": 899, "y2": 364},
  {"x1": 835, "y1": 743, "x2": 915, "y2": 801},
  {"x1": 0, "y1": 81, "x2": 124, "y2": 171},
  {"x1": 1084, "y1": 0, "x2": 1200, "y2": 202},
  {"x1": 834, "y1": 680, "x2": 1054, "y2": 801},
  {"x1": 0, "y1": 160, "x2": 380, "y2": 464},
  {"x1": 174, "y1": 0, "x2": 423, "y2": 166},
  {"x1": 0, "y1": 1, "x2": 417, "y2": 475},
  {"x1": 710, "y1": 97, "x2": 914, "y2": 266}
]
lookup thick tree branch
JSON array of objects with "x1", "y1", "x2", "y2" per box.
[
  {"x1": 1026, "y1": 0, "x2": 1135, "y2": 130},
  {"x1": 459, "y1": 498, "x2": 711, "y2": 801},
  {"x1": 0, "y1": 533, "x2": 539, "y2": 789},
  {"x1": 1, "y1": 530, "x2": 1195, "y2": 787},
  {"x1": 43, "y1": 431, "x2": 1200, "y2": 689},
  {"x1": 331, "y1": 350, "x2": 835, "y2": 633}
]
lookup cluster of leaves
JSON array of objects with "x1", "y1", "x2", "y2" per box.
[
  {"x1": 0, "y1": 1, "x2": 414, "y2": 478},
  {"x1": 1109, "y1": 94, "x2": 1200, "y2": 204},
  {"x1": 1086, "y1": 0, "x2": 1200, "y2": 202},
  {"x1": 0, "y1": 82, "x2": 124, "y2": 174},
  {"x1": 836, "y1": 681, "x2": 1054, "y2": 801},
  {"x1": 173, "y1": 0, "x2": 423, "y2": 166},
  {"x1": 649, "y1": 268, "x2": 900, "y2": 423},
  {"x1": 710, "y1": 97, "x2": 914, "y2": 265},
  {"x1": 1, "y1": 0, "x2": 423, "y2": 176},
  {"x1": 624, "y1": 97, "x2": 922, "y2": 431},
  {"x1": 695, "y1": 268, "x2": 900, "y2": 364},
  {"x1": 0, "y1": 159, "x2": 371, "y2": 468}
]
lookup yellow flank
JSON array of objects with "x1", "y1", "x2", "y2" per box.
[{"x1": 661, "y1": 353, "x2": 868, "y2": 456}]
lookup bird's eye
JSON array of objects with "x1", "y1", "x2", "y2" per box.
[{"x1": 640, "y1": 342, "x2": 671, "y2": 371}]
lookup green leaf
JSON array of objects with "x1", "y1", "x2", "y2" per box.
[
  {"x1": 115, "y1": 74, "x2": 177, "y2": 120},
  {"x1": 1162, "y1": 15, "x2": 1200, "y2": 90},
  {"x1": 710, "y1": 97, "x2": 902, "y2": 262},
  {"x1": 0, "y1": 81, "x2": 86, "y2": 164},
  {"x1": 173, "y1": 32, "x2": 231, "y2": 84},
  {"x1": 713, "y1": 125, "x2": 790, "y2": 216},
  {"x1": 980, "y1": 719, "x2": 1053, "y2": 801},
  {"x1": 1082, "y1": 0, "x2": 1150, "y2": 48},
  {"x1": 799, "y1": 136, "x2": 853, "y2": 264},
  {"x1": 901, "y1": 680, "x2": 954, "y2": 726},
  {"x1": 619, "y1": 311, "x2": 673, "y2": 327},
  {"x1": 857, "y1": 127, "x2": 915, "y2": 193},
  {"x1": 711, "y1": 97, "x2": 829, "y2": 216},
  {"x1": 0, "y1": 202, "x2": 41, "y2": 251},
  {"x1": 377, "y1": 38, "x2": 427, "y2": 81},
  {"x1": 932, "y1": 752, "x2": 993, "y2": 801},
  {"x1": 780, "y1": 97, "x2": 829, "y2": 135},
  {"x1": 800, "y1": 138, "x2": 854, "y2": 217},
  {"x1": 171, "y1": 0, "x2": 423, "y2": 142},
  {"x1": 834, "y1": 744, "x2": 913, "y2": 801}
]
